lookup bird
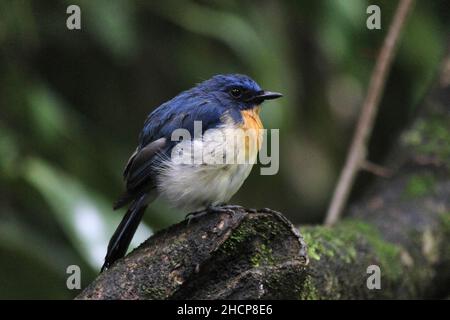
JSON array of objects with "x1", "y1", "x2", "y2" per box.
[{"x1": 102, "y1": 74, "x2": 282, "y2": 271}]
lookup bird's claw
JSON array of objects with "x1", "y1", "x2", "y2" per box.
[
  {"x1": 216, "y1": 204, "x2": 245, "y2": 211},
  {"x1": 185, "y1": 204, "x2": 248, "y2": 223},
  {"x1": 207, "y1": 205, "x2": 235, "y2": 217},
  {"x1": 184, "y1": 210, "x2": 208, "y2": 225}
]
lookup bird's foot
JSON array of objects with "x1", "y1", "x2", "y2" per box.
[
  {"x1": 185, "y1": 209, "x2": 208, "y2": 222},
  {"x1": 216, "y1": 204, "x2": 245, "y2": 211},
  {"x1": 206, "y1": 205, "x2": 234, "y2": 216},
  {"x1": 185, "y1": 204, "x2": 250, "y2": 224},
  {"x1": 207, "y1": 204, "x2": 251, "y2": 217},
  {"x1": 218, "y1": 204, "x2": 259, "y2": 213}
]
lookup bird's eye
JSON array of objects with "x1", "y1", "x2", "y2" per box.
[{"x1": 229, "y1": 88, "x2": 242, "y2": 98}]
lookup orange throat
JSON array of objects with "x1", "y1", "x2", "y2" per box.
[{"x1": 240, "y1": 106, "x2": 264, "y2": 154}]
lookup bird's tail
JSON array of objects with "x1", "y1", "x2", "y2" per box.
[{"x1": 101, "y1": 194, "x2": 148, "y2": 272}]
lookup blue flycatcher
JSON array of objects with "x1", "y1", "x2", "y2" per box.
[{"x1": 102, "y1": 74, "x2": 282, "y2": 271}]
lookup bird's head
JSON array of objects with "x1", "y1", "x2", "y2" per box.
[{"x1": 197, "y1": 74, "x2": 282, "y2": 110}]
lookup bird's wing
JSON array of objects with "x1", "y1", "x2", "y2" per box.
[
  {"x1": 138, "y1": 94, "x2": 233, "y2": 146},
  {"x1": 123, "y1": 137, "x2": 167, "y2": 191},
  {"x1": 114, "y1": 137, "x2": 167, "y2": 209}
]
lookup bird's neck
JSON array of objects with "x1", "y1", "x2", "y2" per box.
[{"x1": 240, "y1": 105, "x2": 263, "y2": 130}]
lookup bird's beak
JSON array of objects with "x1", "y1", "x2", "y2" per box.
[
  {"x1": 246, "y1": 90, "x2": 283, "y2": 103},
  {"x1": 259, "y1": 90, "x2": 283, "y2": 100}
]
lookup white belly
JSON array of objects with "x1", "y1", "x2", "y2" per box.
[{"x1": 155, "y1": 125, "x2": 261, "y2": 211}]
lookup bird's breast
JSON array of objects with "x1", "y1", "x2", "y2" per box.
[{"x1": 155, "y1": 106, "x2": 264, "y2": 211}]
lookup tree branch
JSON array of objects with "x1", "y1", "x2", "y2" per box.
[
  {"x1": 325, "y1": 0, "x2": 415, "y2": 226},
  {"x1": 77, "y1": 209, "x2": 309, "y2": 299}
]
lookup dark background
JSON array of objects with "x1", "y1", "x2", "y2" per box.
[{"x1": 0, "y1": 0, "x2": 448, "y2": 298}]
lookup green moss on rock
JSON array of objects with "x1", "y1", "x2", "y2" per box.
[
  {"x1": 250, "y1": 243, "x2": 275, "y2": 267},
  {"x1": 218, "y1": 214, "x2": 290, "y2": 267},
  {"x1": 301, "y1": 220, "x2": 403, "y2": 283},
  {"x1": 301, "y1": 231, "x2": 322, "y2": 261},
  {"x1": 300, "y1": 223, "x2": 360, "y2": 264},
  {"x1": 347, "y1": 220, "x2": 402, "y2": 280},
  {"x1": 298, "y1": 276, "x2": 318, "y2": 300}
]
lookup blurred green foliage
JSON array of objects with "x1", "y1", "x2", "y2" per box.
[{"x1": 0, "y1": 0, "x2": 448, "y2": 299}]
